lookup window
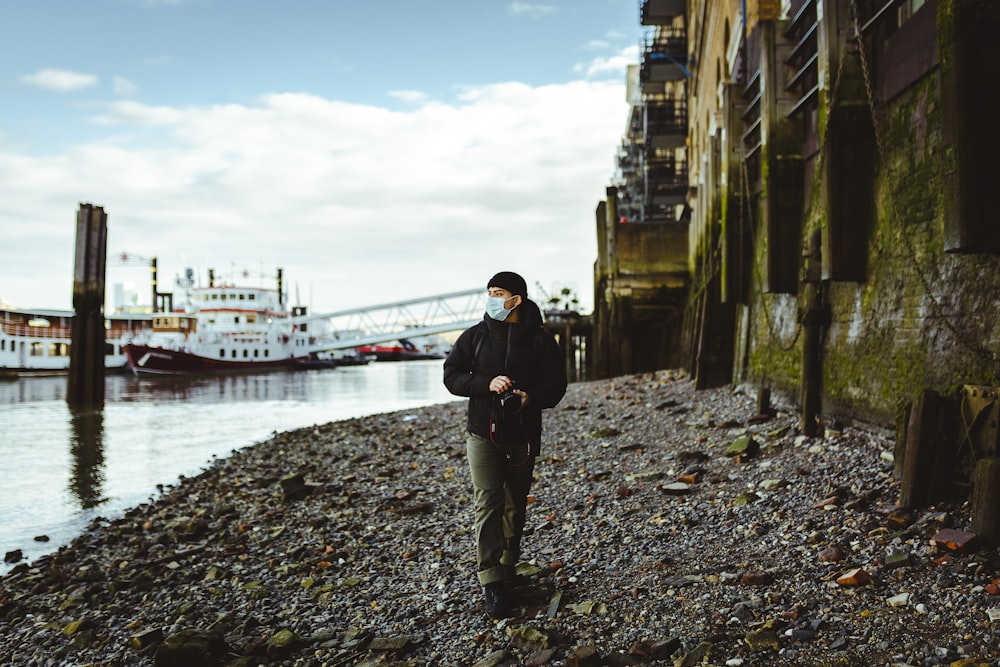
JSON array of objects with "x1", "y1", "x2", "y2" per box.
[
  {"x1": 220, "y1": 348, "x2": 225, "y2": 358},
  {"x1": 243, "y1": 349, "x2": 249, "y2": 358},
  {"x1": 254, "y1": 349, "x2": 259, "y2": 358},
  {"x1": 231, "y1": 349, "x2": 237, "y2": 358},
  {"x1": 264, "y1": 349, "x2": 269, "y2": 358},
  {"x1": 1, "y1": 340, "x2": 5, "y2": 351},
  {"x1": 30, "y1": 342, "x2": 43, "y2": 356}
]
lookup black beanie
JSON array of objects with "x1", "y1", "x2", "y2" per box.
[{"x1": 487, "y1": 271, "x2": 527, "y2": 297}]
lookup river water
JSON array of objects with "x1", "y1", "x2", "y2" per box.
[{"x1": 0, "y1": 361, "x2": 459, "y2": 573}]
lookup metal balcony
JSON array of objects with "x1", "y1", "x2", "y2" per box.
[
  {"x1": 641, "y1": 0, "x2": 686, "y2": 25},
  {"x1": 645, "y1": 99, "x2": 688, "y2": 149},
  {"x1": 641, "y1": 27, "x2": 688, "y2": 83},
  {"x1": 645, "y1": 159, "x2": 688, "y2": 206}
]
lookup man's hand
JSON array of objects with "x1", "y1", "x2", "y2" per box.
[{"x1": 490, "y1": 375, "x2": 514, "y2": 394}]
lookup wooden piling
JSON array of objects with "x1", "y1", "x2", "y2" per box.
[
  {"x1": 899, "y1": 389, "x2": 955, "y2": 508},
  {"x1": 67, "y1": 204, "x2": 108, "y2": 407},
  {"x1": 973, "y1": 457, "x2": 1000, "y2": 545}
]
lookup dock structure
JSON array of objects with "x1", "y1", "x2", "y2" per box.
[
  {"x1": 67, "y1": 204, "x2": 108, "y2": 407},
  {"x1": 596, "y1": 0, "x2": 1000, "y2": 517}
]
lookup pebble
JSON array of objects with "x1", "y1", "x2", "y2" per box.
[{"x1": 1, "y1": 369, "x2": 998, "y2": 666}]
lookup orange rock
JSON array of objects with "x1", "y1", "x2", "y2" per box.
[{"x1": 836, "y1": 568, "x2": 870, "y2": 587}]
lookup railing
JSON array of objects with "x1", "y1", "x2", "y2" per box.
[{"x1": 0, "y1": 322, "x2": 73, "y2": 339}]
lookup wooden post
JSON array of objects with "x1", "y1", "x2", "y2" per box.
[
  {"x1": 67, "y1": 204, "x2": 108, "y2": 408},
  {"x1": 899, "y1": 390, "x2": 955, "y2": 508},
  {"x1": 972, "y1": 458, "x2": 1000, "y2": 546}
]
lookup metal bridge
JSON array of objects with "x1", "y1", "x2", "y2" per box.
[{"x1": 292, "y1": 288, "x2": 484, "y2": 352}]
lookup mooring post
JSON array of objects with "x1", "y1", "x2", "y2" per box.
[
  {"x1": 67, "y1": 204, "x2": 108, "y2": 407},
  {"x1": 899, "y1": 389, "x2": 956, "y2": 508},
  {"x1": 973, "y1": 457, "x2": 1000, "y2": 546},
  {"x1": 800, "y1": 230, "x2": 825, "y2": 436}
]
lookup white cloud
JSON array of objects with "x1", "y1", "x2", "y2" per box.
[
  {"x1": 388, "y1": 90, "x2": 429, "y2": 104},
  {"x1": 575, "y1": 45, "x2": 639, "y2": 78},
  {"x1": 113, "y1": 77, "x2": 140, "y2": 97},
  {"x1": 19, "y1": 68, "x2": 99, "y2": 93},
  {"x1": 0, "y1": 80, "x2": 628, "y2": 315},
  {"x1": 508, "y1": 2, "x2": 557, "y2": 18}
]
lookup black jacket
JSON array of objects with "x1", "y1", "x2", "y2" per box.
[{"x1": 443, "y1": 299, "x2": 567, "y2": 455}]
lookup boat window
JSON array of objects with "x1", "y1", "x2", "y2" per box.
[
  {"x1": 234, "y1": 316, "x2": 240, "y2": 324},
  {"x1": 264, "y1": 349, "x2": 269, "y2": 358},
  {"x1": 30, "y1": 342, "x2": 43, "y2": 356},
  {"x1": 249, "y1": 294, "x2": 256, "y2": 300},
  {"x1": 246, "y1": 314, "x2": 257, "y2": 323},
  {"x1": 254, "y1": 349, "x2": 259, "y2": 357},
  {"x1": 219, "y1": 348, "x2": 225, "y2": 358},
  {"x1": 243, "y1": 349, "x2": 248, "y2": 358},
  {"x1": 231, "y1": 349, "x2": 237, "y2": 358},
  {"x1": 1, "y1": 340, "x2": 5, "y2": 351},
  {"x1": 239, "y1": 293, "x2": 246, "y2": 300},
  {"x1": 212, "y1": 294, "x2": 218, "y2": 300}
]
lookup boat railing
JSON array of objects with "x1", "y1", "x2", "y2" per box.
[{"x1": 0, "y1": 322, "x2": 72, "y2": 339}]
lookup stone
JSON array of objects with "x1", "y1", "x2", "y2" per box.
[
  {"x1": 605, "y1": 652, "x2": 644, "y2": 666},
  {"x1": 931, "y1": 528, "x2": 977, "y2": 552},
  {"x1": 62, "y1": 618, "x2": 96, "y2": 637},
  {"x1": 280, "y1": 473, "x2": 313, "y2": 500},
  {"x1": 525, "y1": 648, "x2": 558, "y2": 666},
  {"x1": 566, "y1": 643, "x2": 601, "y2": 667},
  {"x1": 3, "y1": 549, "x2": 22, "y2": 564},
  {"x1": 741, "y1": 571, "x2": 773, "y2": 586},
  {"x1": 836, "y1": 568, "x2": 871, "y2": 587},
  {"x1": 129, "y1": 627, "x2": 164, "y2": 650},
  {"x1": 745, "y1": 628, "x2": 781, "y2": 651},
  {"x1": 153, "y1": 628, "x2": 228, "y2": 667},
  {"x1": 678, "y1": 641, "x2": 713, "y2": 667},
  {"x1": 663, "y1": 482, "x2": 691, "y2": 495},
  {"x1": 884, "y1": 550, "x2": 911, "y2": 569},
  {"x1": 886, "y1": 593, "x2": 911, "y2": 607},
  {"x1": 472, "y1": 649, "x2": 510, "y2": 667},
  {"x1": 266, "y1": 629, "x2": 302, "y2": 658},
  {"x1": 818, "y1": 546, "x2": 844, "y2": 562},
  {"x1": 726, "y1": 436, "x2": 759, "y2": 458}
]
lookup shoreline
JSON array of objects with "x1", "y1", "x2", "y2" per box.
[{"x1": 2, "y1": 369, "x2": 998, "y2": 666}]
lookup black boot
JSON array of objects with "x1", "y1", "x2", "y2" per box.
[{"x1": 484, "y1": 581, "x2": 511, "y2": 619}]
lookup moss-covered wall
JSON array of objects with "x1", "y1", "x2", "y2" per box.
[{"x1": 739, "y1": 30, "x2": 1000, "y2": 428}]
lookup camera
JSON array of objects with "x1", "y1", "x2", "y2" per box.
[{"x1": 499, "y1": 388, "x2": 521, "y2": 414}]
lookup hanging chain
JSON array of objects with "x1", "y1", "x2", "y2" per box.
[
  {"x1": 851, "y1": 0, "x2": 998, "y2": 364},
  {"x1": 740, "y1": 147, "x2": 802, "y2": 352}
]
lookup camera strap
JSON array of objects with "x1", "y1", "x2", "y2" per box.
[{"x1": 485, "y1": 325, "x2": 532, "y2": 466}]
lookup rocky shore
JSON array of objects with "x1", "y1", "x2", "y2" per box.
[{"x1": 2, "y1": 369, "x2": 999, "y2": 666}]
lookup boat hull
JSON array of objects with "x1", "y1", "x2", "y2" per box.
[{"x1": 125, "y1": 345, "x2": 307, "y2": 376}]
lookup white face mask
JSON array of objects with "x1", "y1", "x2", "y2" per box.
[{"x1": 486, "y1": 295, "x2": 515, "y2": 321}]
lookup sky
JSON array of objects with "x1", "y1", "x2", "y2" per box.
[{"x1": 1, "y1": 0, "x2": 641, "y2": 316}]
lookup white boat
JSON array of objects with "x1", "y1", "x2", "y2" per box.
[
  {"x1": 0, "y1": 305, "x2": 153, "y2": 376},
  {"x1": 122, "y1": 270, "x2": 355, "y2": 376}
]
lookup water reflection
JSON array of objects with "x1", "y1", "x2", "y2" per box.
[
  {"x1": 1, "y1": 361, "x2": 458, "y2": 573},
  {"x1": 69, "y1": 408, "x2": 106, "y2": 509}
]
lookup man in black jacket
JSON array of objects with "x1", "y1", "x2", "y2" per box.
[{"x1": 443, "y1": 271, "x2": 567, "y2": 619}]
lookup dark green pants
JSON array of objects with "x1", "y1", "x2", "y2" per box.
[{"x1": 465, "y1": 432, "x2": 535, "y2": 585}]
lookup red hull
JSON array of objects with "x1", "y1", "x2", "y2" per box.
[{"x1": 125, "y1": 345, "x2": 307, "y2": 376}]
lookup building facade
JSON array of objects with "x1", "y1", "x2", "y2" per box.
[{"x1": 596, "y1": 0, "x2": 1000, "y2": 432}]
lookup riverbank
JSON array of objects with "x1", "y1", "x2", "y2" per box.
[{"x1": 1, "y1": 369, "x2": 998, "y2": 666}]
